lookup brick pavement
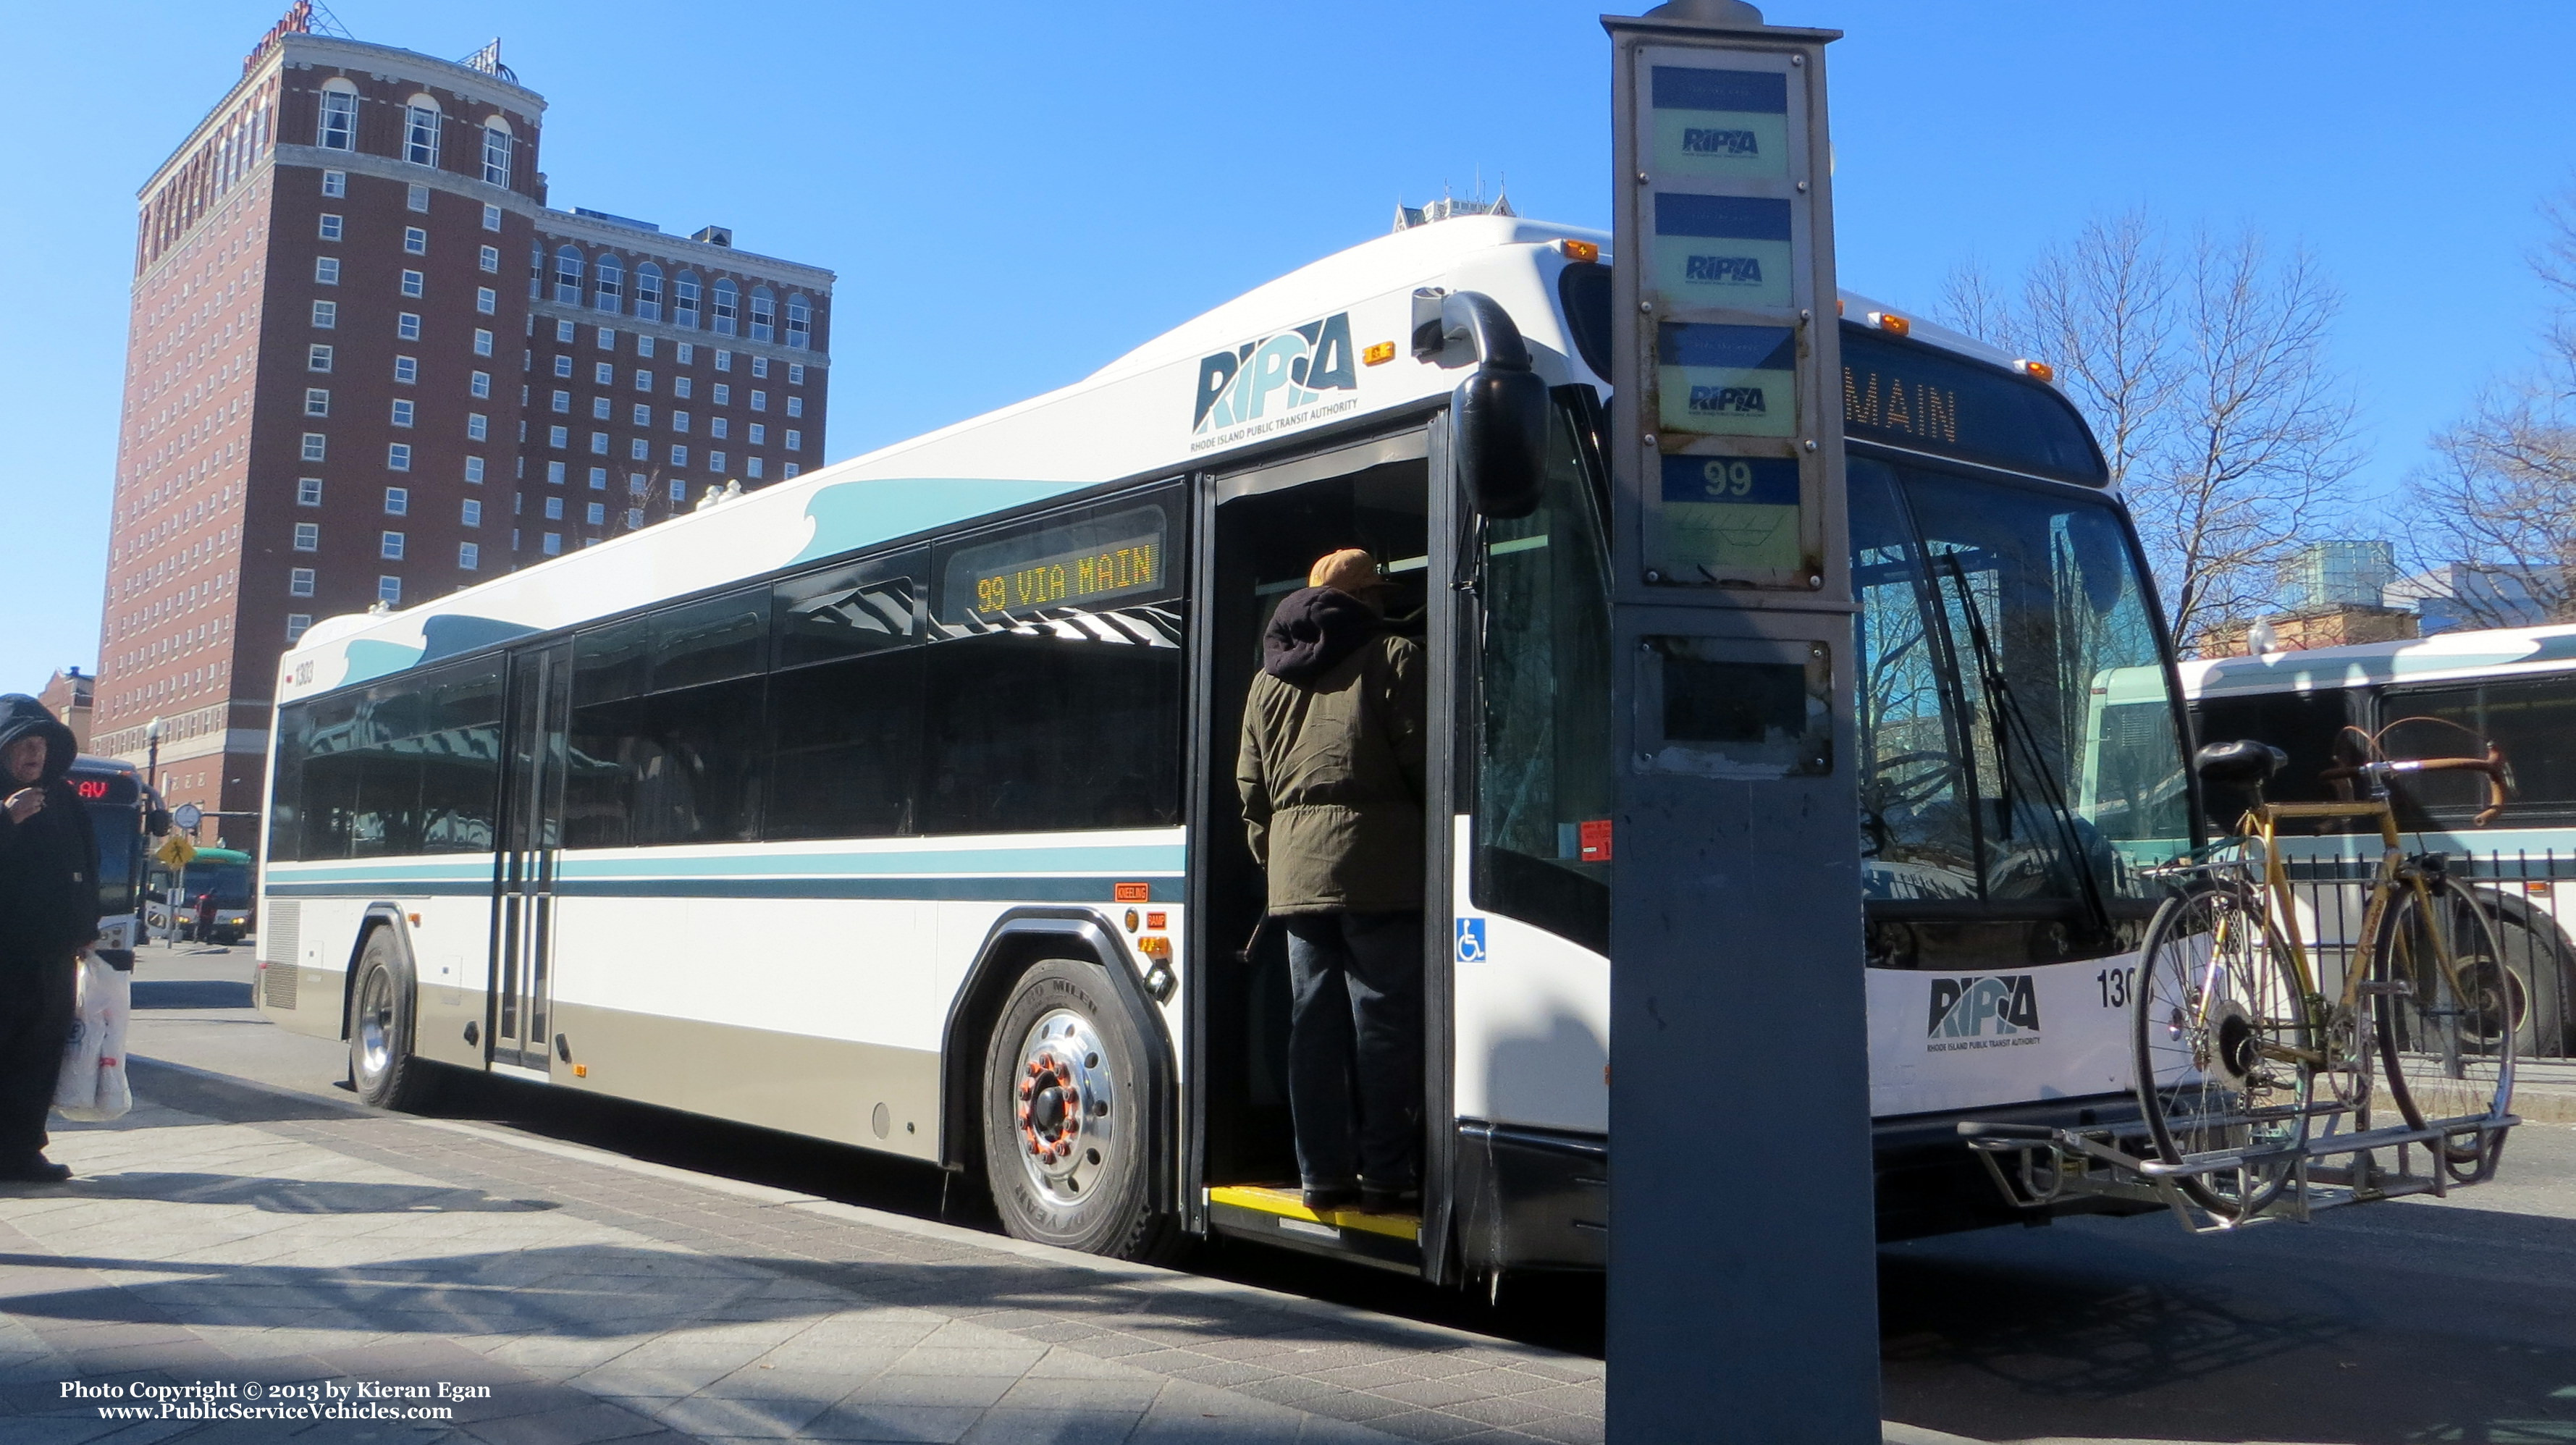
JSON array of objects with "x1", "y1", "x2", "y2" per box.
[{"x1": 0, "y1": 1058, "x2": 1609, "y2": 1444}]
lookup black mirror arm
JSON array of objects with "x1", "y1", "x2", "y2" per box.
[{"x1": 1436, "y1": 291, "x2": 1534, "y2": 372}]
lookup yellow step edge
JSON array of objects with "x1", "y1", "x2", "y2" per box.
[{"x1": 1207, "y1": 1184, "x2": 1420, "y2": 1242}]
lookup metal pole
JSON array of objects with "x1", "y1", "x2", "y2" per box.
[{"x1": 1601, "y1": 4, "x2": 1880, "y2": 1441}]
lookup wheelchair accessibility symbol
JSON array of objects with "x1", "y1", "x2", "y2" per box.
[{"x1": 1455, "y1": 917, "x2": 1488, "y2": 964}]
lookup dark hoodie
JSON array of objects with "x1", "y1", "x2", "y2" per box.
[
  {"x1": 1235, "y1": 587, "x2": 1427, "y2": 914},
  {"x1": 0, "y1": 696, "x2": 99, "y2": 962}
]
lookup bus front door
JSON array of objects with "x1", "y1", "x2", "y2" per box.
[{"x1": 492, "y1": 641, "x2": 571, "y2": 1073}]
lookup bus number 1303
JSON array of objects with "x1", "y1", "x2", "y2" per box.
[{"x1": 2095, "y1": 966, "x2": 2136, "y2": 1010}]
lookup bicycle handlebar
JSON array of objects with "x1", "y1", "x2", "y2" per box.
[{"x1": 2320, "y1": 744, "x2": 2512, "y2": 827}]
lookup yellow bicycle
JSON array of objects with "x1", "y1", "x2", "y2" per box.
[{"x1": 2131, "y1": 729, "x2": 2518, "y2": 1219}]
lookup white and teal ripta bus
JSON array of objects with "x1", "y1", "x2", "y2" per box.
[{"x1": 255, "y1": 214, "x2": 2195, "y2": 1281}]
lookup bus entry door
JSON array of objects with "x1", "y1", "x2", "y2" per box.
[{"x1": 492, "y1": 641, "x2": 571, "y2": 1072}]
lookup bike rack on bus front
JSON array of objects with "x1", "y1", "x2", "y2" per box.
[{"x1": 1958, "y1": 1106, "x2": 2521, "y2": 1234}]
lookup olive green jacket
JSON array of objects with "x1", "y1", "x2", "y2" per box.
[{"x1": 1236, "y1": 633, "x2": 1428, "y2": 914}]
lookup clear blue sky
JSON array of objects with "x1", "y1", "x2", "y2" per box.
[{"x1": 7, "y1": 1, "x2": 2574, "y2": 696}]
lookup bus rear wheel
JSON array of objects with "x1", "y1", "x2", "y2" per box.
[
  {"x1": 349, "y1": 929, "x2": 441, "y2": 1112},
  {"x1": 982, "y1": 959, "x2": 1177, "y2": 1262}
]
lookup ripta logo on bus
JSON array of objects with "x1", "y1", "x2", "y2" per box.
[
  {"x1": 1926, "y1": 975, "x2": 2042, "y2": 1051},
  {"x1": 1682, "y1": 127, "x2": 1759, "y2": 156},
  {"x1": 1688, "y1": 384, "x2": 1768, "y2": 416},
  {"x1": 1684, "y1": 254, "x2": 1764, "y2": 286},
  {"x1": 1192, "y1": 313, "x2": 1360, "y2": 439}
]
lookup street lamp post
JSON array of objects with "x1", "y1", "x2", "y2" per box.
[{"x1": 144, "y1": 716, "x2": 167, "y2": 946}]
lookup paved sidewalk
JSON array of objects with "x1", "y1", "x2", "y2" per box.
[{"x1": 0, "y1": 1058, "x2": 1605, "y2": 1444}]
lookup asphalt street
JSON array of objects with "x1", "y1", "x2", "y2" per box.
[{"x1": 117, "y1": 943, "x2": 2576, "y2": 1444}]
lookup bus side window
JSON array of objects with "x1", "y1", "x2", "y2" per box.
[
  {"x1": 770, "y1": 552, "x2": 926, "y2": 841},
  {"x1": 2191, "y1": 690, "x2": 2354, "y2": 827},
  {"x1": 2383, "y1": 676, "x2": 2576, "y2": 826}
]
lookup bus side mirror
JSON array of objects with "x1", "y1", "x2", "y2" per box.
[
  {"x1": 145, "y1": 809, "x2": 172, "y2": 836},
  {"x1": 1434, "y1": 291, "x2": 1550, "y2": 521}
]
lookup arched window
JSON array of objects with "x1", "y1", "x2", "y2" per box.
[
  {"x1": 673, "y1": 272, "x2": 702, "y2": 329},
  {"x1": 554, "y1": 245, "x2": 584, "y2": 305},
  {"x1": 481, "y1": 117, "x2": 513, "y2": 188},
  {"x1": 712, "y1": 278, "x2": 739, "y2": 336},
  {"x1": 316, "y1": 80, "x2": 358, "y2": 151},
  {"x1": 594, "y1": 253, "x2": 623, "y2": 313},
  {"x1": 786, "y1": 295, "x2": 812, "y2": 350},
  {"x1": 403, "y1": 95, "x2": 441, "y2": 168},
  {"x1": 749, "y1": 285, "x2": 776, "y2": 343},
  {"x1": 634, "y1": 263, "x2": 664, "y2": 323}
]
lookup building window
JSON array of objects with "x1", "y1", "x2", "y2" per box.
[
  {"x1": 746, "y1": 457, "x2": 765, "y2": 479},
  {"x1": 752, "y1": 355, "x2": 768, "y2": 379},
  {"x1": 631, "y1": 403, "x2": 651, "y2": 426},
  {"x1": 626, "y1": 507, "x2": 644, "y2": 529},
  {"x1": 749, "y1": 424, "x2": 766, "y2": 445},
  {"x1": 589, "y1": 467, "x2": 611, "y2": 489},
  {"x1": 542, "y1": 533, "x2": 561, "y2": 555},
  {"x1": 292, "y1": 523, "x2": 319, "y2": 551},
  {"x1": 379, "y1": 576, "x2": 403, "y2": 605},
  {"x1": 750, "y1": 389, "x2": 767, "y2": 412},
  {"x1": 401, "y1": 271, "x2": 424, "y2": 299},
  {"x1": 397, "y1": 313, "x2": 422, "y2": 341},
  {"x1": 674, "y1": 274, "x2": 699, "y2": 328},
  {"x1": 589, "y1": 431, "x2": 608, "y2": 455},
  {"x1": 322, "y1": 169, "x2": 346, "y2": 197},
  {"x1": 473, "y1": 328, "x2": 494, "y2": 357},
  {"x1": 551, "y1": 389, "x2": 571, "y2": 413},
  {"x1": 467, "y1": 413, "x2": 489, "y2": 441},
  {"x1": 479, "y1": 245, "x2": 500, "y2": 273},
  {"x1": 462, "y1": 499, "x2": 482, "y2": 527},
  {"x1": 712, "y1": 279, "x2": 739, "y2": 335},
  {"x1": 314, "y1": 256, "x2": 340, "y2": 285},
  {"x1": 593, "y1": 361, "x2": 614, "y2": 386},
  {"x1": 629, "y1": 437, "x2": 649, "y2": 460},
  {"x1": 594, "y1": 327, "x2": 614, "y2": 350},
  {"x1": 404, "y1": 226, "x2": 428, "y2": 255},
  {"x1": 481, "y1": 125, "x2": 512, "y2": 188},
  {"x1": 634, "y1": 264, "x2": 663, "y2": 322},
  {"x1": 290, "y1": 568, "x2": 316, "y2": 597},
  {"x1": 669, "y1": 477, "x2": 686, "y2": 502},
  {"x1": 391, "y1": 398, "x2": 416, "y2": 427},
  {"x1": 715, "y1": 350, "x2": 733, "y2": 374},
  {"x1": 636, "y1": 336, "x2": 655, "y2": 360},
  {"x1": 591, "y1": 397, "x2": 611, "y2": 421},
  {"x1": 465, "y1": 456, "x2": 485, "y2": 484},
  {"x1": 552, "y1": 356, "x2": 573, "y2": 380},
  {"x1": 303, "y1": 388, "x2": 329, "y2": 417},
  {"x1": 381, "y1": 531, "x2": 405, "y2": 560},
  {"x1": 404, "y1": 104, "x2": 440, "y2": 167},
  {"x1": 384, "y1": 486, "x2": 409, "y2": 516},
  {"x1": 300, "y1": 433, "x2": 327, "y2": 462},
  {"x1": 673, "y1": 376, "x2": 692, "y2": 400},
  {"x1": 710, "y1": 417, "x2": 729, "y2": 440},
  {"x1": 676, "y1": 342, "x2": 695, "y2": 366},
  {"x1": 297, "y1": 478, "x2": 323, "y2": 506},
  {"x1": 634, "y1": 370, "x2": 652, "y2": 392},
  {"x1": 555, "y1": 319, "x2": 575, "y2": 344},
  {"x1": 783, "y1": 463, "x2": 800, "y2": 479},
  {"x1": 318, "y1": 214, "x2": 342, "y2": 240},
  {"x1": 471, "y1": 371, "x2": 492, "y2": 399},
  {"x1": 594, "y1": 255, "x2": 623, "y2": 312},
  {"x1": 712, "y1": 383, "x2": 731, "y2": 405},
  {"x1": 786, "y1": 395, "x2": 804, "y2": 418},
  {"x1": 586, "y1": 502, "x2": 606, "y2": 525},
  {"x1": 308, "y1": 344, "x2": 333, "y2": 372},
  {"x1": 482, "y1": 202, "x2": 502, "y2": 232},
  {"x1": 542, "y1": 426, "x2": 565, "y2": 452},
  {"x1": 393, "y1": 355, "x2": 418, "y2": 384},
  {"x1": 709, "y1": 451, "x2": 727, "y2": 472},
  {"x1": 784, "y1": 429, "x2": 801, "y2": 452},
  {"x1": 476, "y1": 287, "x2": 497, "y2": 315},
  {"x1": 459, "y1": 541, "x2": 480, "y2": 570},
  {"x1": 786, "y1": 297, "x2": 811, "y2": 350},
  {"x1": 387, "y1": 442, "x2": 413, "y2": 470},
  {"x1": 749, "y1": 286, "x2": 775, "y2": 343},
  {"x1": 316, "y1": 88, "x2": 356, "y2": 151},
  {"x1": 547, "y1": 460, "x2": 566, "y2": 485},
  {"x1": 554, "y1": 246, "x2": 583, "y2": 304},
  {"x1": 286, "y1": 613, "x2": 313, "y2": 642},
  {"x1": 544, "y1": 497, "x2": 563, "y2": 520},
  {"x1": 407, "y1": 182, "x2": 430, "y2": 212},
  {"x1": 670, "y1": 445, "x2": 688, "y2": 467},
  {"x1": 788, "y1": 363, "x2": 805, "y2": 385},
  {"x1": 311, "y1": 300, "x2": 336, "y2": 329}
]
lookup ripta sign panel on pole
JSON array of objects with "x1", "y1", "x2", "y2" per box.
[{"x1": 1601, "y1": 3, "x2": 1880, "y2": 1442}]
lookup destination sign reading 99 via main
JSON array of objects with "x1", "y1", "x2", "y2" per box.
[{"x1": 945, "y1": 504, "x2": 1169, "y2": 623}]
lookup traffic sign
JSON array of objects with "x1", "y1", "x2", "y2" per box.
[
  {"x1": 172, "y1": 802, "x2": 203, "y2": 833},
  {"x1": 153, "y1": 833, "x2": 197, "y2": 868}
]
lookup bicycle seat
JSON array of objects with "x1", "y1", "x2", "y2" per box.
[{"x1": 2195, "y1": 738, "x2": 2288, "y2": 788}]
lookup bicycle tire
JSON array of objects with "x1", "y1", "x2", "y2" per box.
[
  {"x1": 2132, "y1": 880, "x2": 2315, "y2": 1218},
  {"x1": 2370, "y1": 874, "x2": 2517, "y2": 1182}
]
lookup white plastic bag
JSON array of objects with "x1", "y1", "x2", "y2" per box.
[{"x1": 54, "y1": 956, "x2": 131, "y2": 1123}]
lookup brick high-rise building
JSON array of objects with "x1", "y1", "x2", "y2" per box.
[{"x1": 93, "y1": 4, "x2": 835, "y2": 848}]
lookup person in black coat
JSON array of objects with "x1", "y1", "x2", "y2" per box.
[{"x1": 0, "y1": 695, "x2": 98, "y2": 1182}]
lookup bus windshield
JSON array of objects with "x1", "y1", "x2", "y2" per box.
[
  {"x1": 180, "y1": 858, "x2": 253, "y2": 908},
  {"x1": 1851, "y1": 457, "x2": 2189, "y2": 916}
]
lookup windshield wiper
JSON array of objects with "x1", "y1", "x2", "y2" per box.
[{"x1": 1936, "y1": 553, "x2": 2116, "y2": 942}]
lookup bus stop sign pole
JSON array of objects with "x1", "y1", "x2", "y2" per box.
[{"x1": 1601, "y1": 3, "x2": 1880, "y2": 1441}]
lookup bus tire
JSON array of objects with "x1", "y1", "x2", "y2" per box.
[
  {"x1": 349, "y1": 928, "x2": 441, "y2": 1112},
  {"x1": 982, "y1": 958, "x2": 1177, "y2": 1262}
]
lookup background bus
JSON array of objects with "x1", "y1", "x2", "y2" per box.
[
  {"x1": 252, "y1": 214, "x2": 2192, "y2": 1281},
  {"x1": 146, "y1": 846, "x2": 256, "y2": 945},
  {"x1": 2177, "y1": 623, "x2": 2576, "y2": 1066},
  {"x1": 65, "y1": 754, "x2": 150, "y2": 959}
]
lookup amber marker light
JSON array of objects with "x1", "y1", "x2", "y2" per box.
[
  {"x1": 1560, "y1": 238, "x2": 1600, "y2": 263},
  {"x1": 1869, "y1": 311, "x2": 1910, "y2": 337},
  {"x1": 2014, "y1": 358, "x2": 2055, "y2": 382},
  {"x1": 1363, "y1": 341, "x2": 1397, "y2": 366}
]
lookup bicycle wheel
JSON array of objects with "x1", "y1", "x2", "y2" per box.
[
  {"x1": 2133, "y1": 880, "x2": 2315, "y2": 1218},
  {"x1": 2370, "y1": 874, "x2": 2517, "y2": 1181}
]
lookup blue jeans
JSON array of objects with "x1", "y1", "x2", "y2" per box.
[{"x1": 1282, "y1": 911, "x2": 1423, "y2": 1193}]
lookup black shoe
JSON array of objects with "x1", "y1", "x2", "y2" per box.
[
  {"x1": 1360, "y1": 1186, "x2": 1420, "y2": 1215},
  {"x1": 0, "y1": 1158, "x2": 70, "y2": 1184},
  {"x1": 1301, "y1": 1184, "x2": 1360, "y2": 1213}
]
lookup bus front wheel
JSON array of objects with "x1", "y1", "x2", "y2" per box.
[
  {"x1": 349, "y1": 929, "x2": 440, "y2": 1112},
  {"x1": 982, "y1": 959, "x2": 1177, "y2": 1262}
]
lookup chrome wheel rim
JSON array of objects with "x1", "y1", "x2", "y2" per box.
[
  {"x1": 355, "y1": 967, "x2": 392, "y2": 1084},
  {"x1": 1011, "y1": 1008, "x2": 1115, "y2": 1205}
]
